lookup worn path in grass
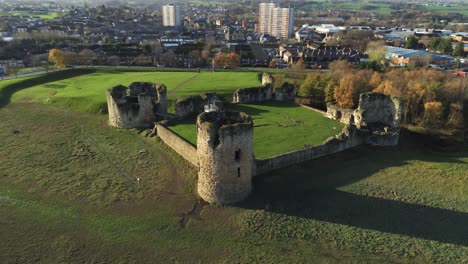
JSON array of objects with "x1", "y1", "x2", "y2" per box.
[{"x1": 168, "y1": 72, "x2": 201, "y2": 100}]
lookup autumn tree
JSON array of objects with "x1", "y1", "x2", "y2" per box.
[
  {"x1": 328, "y1": 60, "x2": 353, "y2": 82},
  {"x1": 227, "y1": 52, "x2": 240, "y2": 68},
  {"x1": 366, "y1": 40, "x2": 387, "y2": 63},
  {"x1": 48, "y1": 48, "x2": 65, "y2": 68},
  {"x1": 423, "y1": 101, "x2": 444, "y2": 128},
  {"x1": 446, "y1": 103, "x2": 464, "y2": 128},
  {"x1": 213, "y1": 53, "x2": 240, "y2": 68},
  {"x1": 273, "y1": 73, "x2": 284, "y2": 89},
  {"x1": 288, "y1": 58, "x2": 306, "y2": 88},
  {"x1": 333, "y1": 70, "x2": 374, "y2": 109},
  {"x1": 298, "y1": 72, "x2": 328, "y2": 98},
  {"x1": 324, "y1": 79, "x2": 337, "y2": 104}
]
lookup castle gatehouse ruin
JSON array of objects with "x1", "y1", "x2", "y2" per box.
[{"x1": 106, "y1": 73, "x2": 403, "y2": 204}]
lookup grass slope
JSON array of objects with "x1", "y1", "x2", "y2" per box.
[{"x1": 169, "y1": 101, "x2": 344, "y2": 158}]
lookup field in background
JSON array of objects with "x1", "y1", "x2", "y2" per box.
[
  {"x1": 3, "y1": 69, "x2": 261, "y2": 113},
  {"x1": 0, "y1": 12, "x2": 60, "y2": 19},
  {"x1": 169, "y1": 101, "x2": 344, "y2": 158},
  {"x1": 0, "y1": 70, "x2": 467, "y2": 263},
  {"x1": 300, "y1": 0, "x2": 468, "y2": 16}
]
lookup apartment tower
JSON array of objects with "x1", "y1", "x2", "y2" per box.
[
  {"x1": 258, "y1": 2, "x2": 294, "y2": 38},
  {"x1": 162, "y1": 4, "x2": 181, "y2": 27}
]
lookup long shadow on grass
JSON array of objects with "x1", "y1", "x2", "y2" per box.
[
  {"x1": 0, "y1": 69, "x2": 96, "y2": 108},
  {"x1": 241, "y1": 129, "x2": 468, "y2": 246}
]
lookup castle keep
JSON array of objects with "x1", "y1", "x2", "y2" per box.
[
  {"x1": 107, "y1": 82, "x2": 167, "y2": 128},
  {"x1": 106, "y1": 73, "x2": 403, "y2": 205},
  {"x1": 196, "y1": 111, "x2": 254, "y2": 204}
]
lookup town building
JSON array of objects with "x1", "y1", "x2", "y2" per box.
[
  {"x1": 162, "y1": 4, "x2": 181, "y2": 27},
  {"x1": 258, "y1": 2, "x2": 294, "y2": 39}
]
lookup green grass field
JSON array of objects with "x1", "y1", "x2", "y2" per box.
[
  {"x1": 4, "y1": 69, "x2": 261, "y2": 113},
  {"x1": 0, "y1": 70, "x2": 467, "y2": 263},
  {"x1": 169, "y1": 101, "x2": 344, "y2": 158},
  {"x1": 0, "y1": 12, "x2": 60, "y2": 19},
  {"x1": 300, "y1": 0, "x2": 468, "y2": 16}
]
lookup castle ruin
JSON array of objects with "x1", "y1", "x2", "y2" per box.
[
  {"x1": 232, "y1": 72, "x2": 296, "y2": 104},
  {"x1": 327, "y1": 92, "x2": 402, "y2": 146},
  {"x1": 107, "y1": 82, "x2": 167, "y2": 128},
  {"x1": 107, "y1": 73, "x2": 403, "y2": 205},
  {"x1": 196, "y1": 111, "x2": 254, "y2": 204}
]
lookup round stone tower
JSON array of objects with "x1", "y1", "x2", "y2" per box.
[{"x1": 196, "y1": 111, "x2": 254, "y2": 204}]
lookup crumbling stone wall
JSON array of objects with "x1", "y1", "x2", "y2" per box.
[
  {"x1": 175, "y1": 96, "x2": 200, "y2": 118},
  {"x1": 175, "y1": 93, "x2": 226, "y2": 117},
  {"x1": 233, "y1": 73, "x2": 297, "y2": 104},
  {"x1": 156, "y1": 123, "x2": 198, "y2": 166},
  {"x1": 197, "y1": 111, "x2": 254, "y2": 204},
  {"x1": 355, "y1": 93, "x2": 402, "y2": 129},
  {"x1": 233, "y1": 85, "x2": 273, "y2": 103},
  {"x1": 273, "y1": 82, "x2": 297, "y2": 101},
  {"x1": 355, "y1": 93, "x2": 402, "y2": 146},
  {"x1": 107, "y1": 82, "x2": 167, "y2": 128},
  {"x1": 255, "y1": 125, "x2": 364, "y2": 176},
  {"x1": 326, "y1": 103, "x2": 357, "y2": 124},
  {"x1": 326, "y1": 93, "x2": 403, "y2": 146},
  {"x1": 261, "y1": 72, "x2": 274, "y2": 86}
]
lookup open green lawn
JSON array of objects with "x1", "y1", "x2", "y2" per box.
[
  {"x1": 422, "y1": 4, "x2": 468, "y2": 17},
  {"x1": 4, "y1": 69, "x2": 261, "y2": 113},
  {"x1": 301, "y1": 0, "x2": 468, "y2": 16},
  {"x1": 0, "y1": 70, "x2": 467, "y2": 263},
  {"x1": 301, "y1": 0, "x2": 394, "y2": 14},
  {"x1": 169, "y1": 101, "x2": 344, "y2": 158},
  {"x1": 0, "y1": 12, "x2": 60, "y2": 19}
]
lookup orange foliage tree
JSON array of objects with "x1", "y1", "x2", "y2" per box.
[
  {"x1": 48, "y1": 48, "x2": 65, "y2": 68},
  {"x1": 423, "y1": 101, "x2": 444, "y2": 128},
  {"x1": 213, "y1": 53, "x2": 240, "y2": 68}
]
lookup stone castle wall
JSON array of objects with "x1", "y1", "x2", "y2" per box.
[
  {"x1": 107, "y1": 83, "x2": 167, "y2": 128},
  {"x1": 233, "y1": 85, "x2": 273, "y2": 103},
  {"x1": 233, "y1": 72, "x2": 296, "y2": 104},
  {"x1": 254, "y1": 125, "x2": 364, "y2": 176},
  {"x1": 261, "y1": 72, "x2": 274, "y2": 86},
  {"x1": 156, "y1": 123, "x2": 198, "y2": 166},
  {"x1": 196, "y1": 111, "x2": 254, "y2": 204},
  {"x1": 175, "y1": 96, "x2": 200, "y2": 118},
  {"x1": 326, "y1": 103, "x2": 357, "y2": 124},
  {"x1": 356, "y1": 92, "x2": 402, "y2": 129},
  {"x1": 326, "y1": 93, "x2": 403, "y2": 146},
  {"x1": 273, "y1": 82, "x2": 297, "y2": 101}
]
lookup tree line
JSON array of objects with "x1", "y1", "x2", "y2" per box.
[{"x1": 292, "y1": 60, "x2": 466, "y2": 130}]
